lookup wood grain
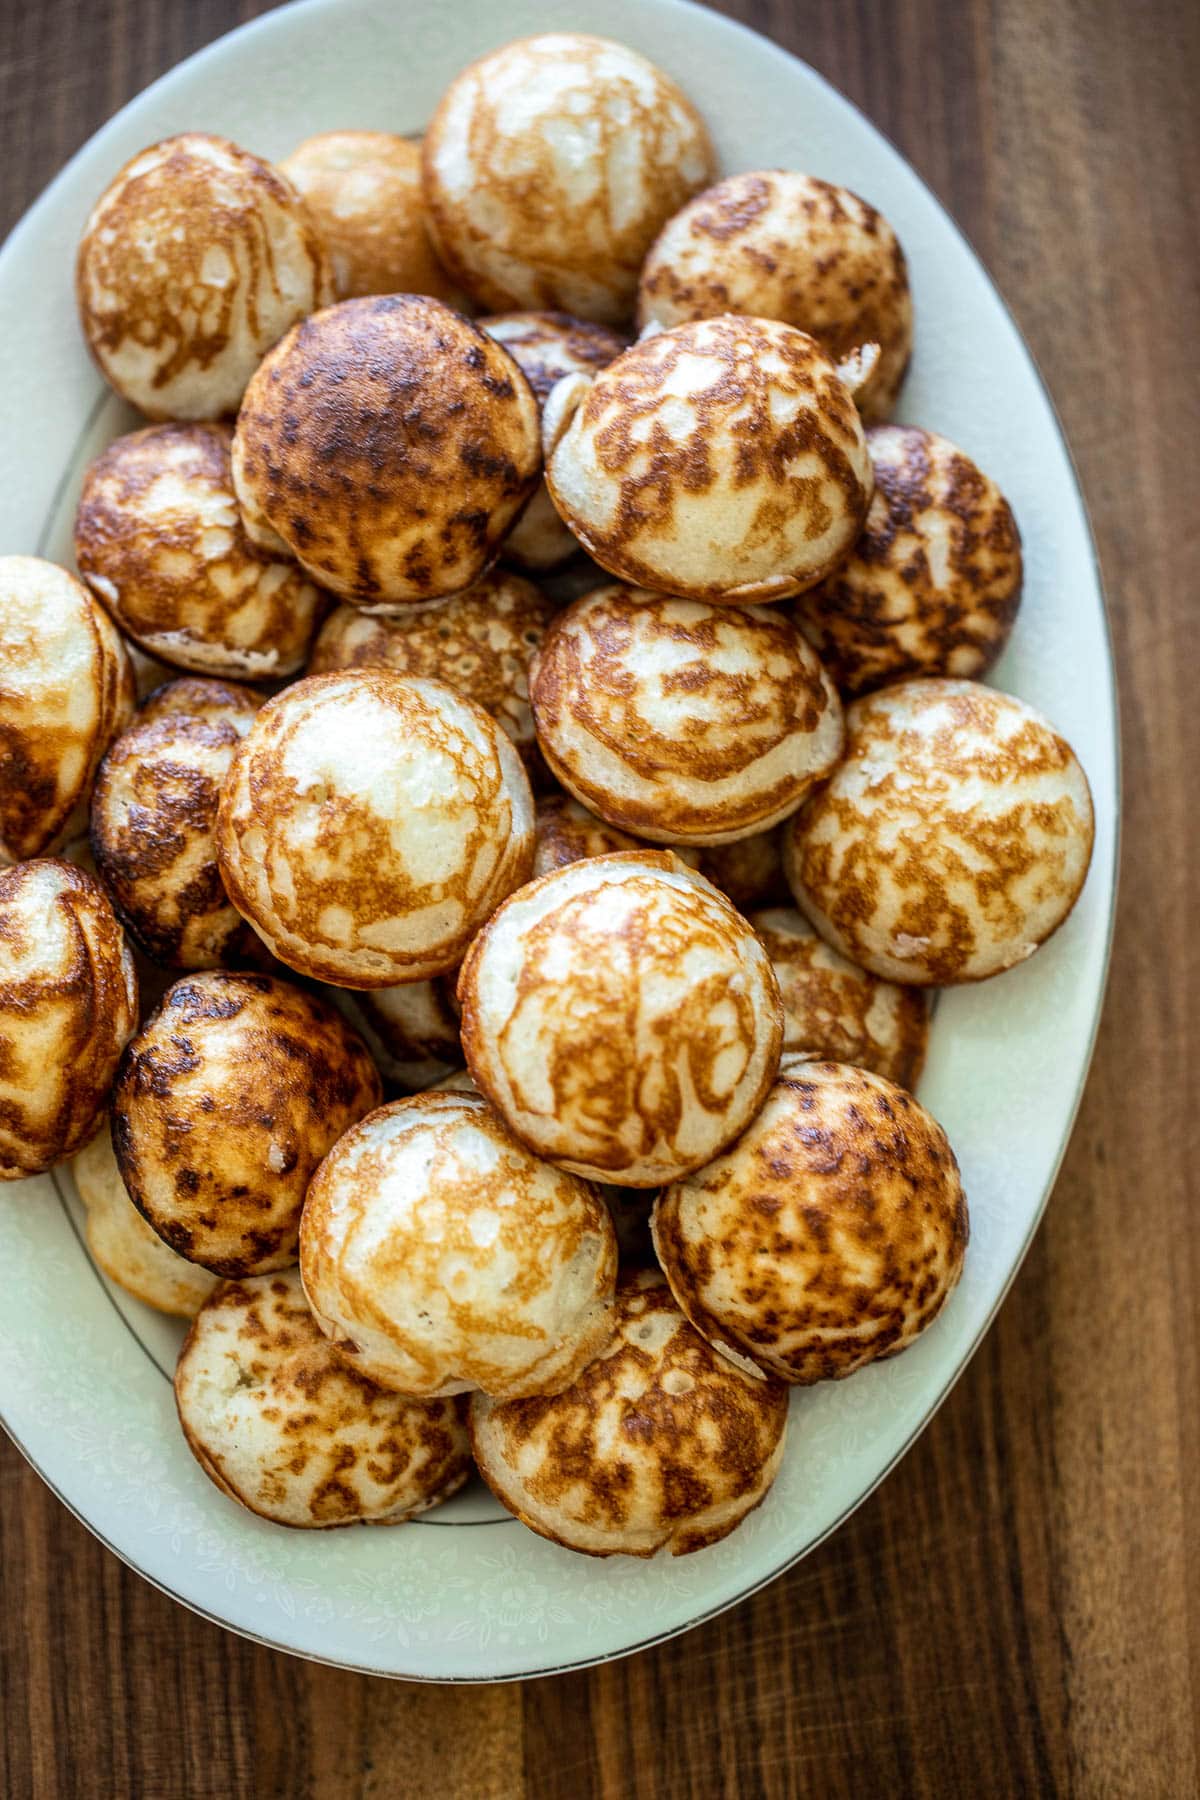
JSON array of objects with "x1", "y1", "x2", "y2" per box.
[{"x1": 2, "y1": 1, "x2": 1198, "y2": 1794}]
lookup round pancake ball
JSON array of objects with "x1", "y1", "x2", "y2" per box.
[
  {"x1": 458, "y1": 852, "x2": 783, "y2": 1186},
  {"x1": 750, "y1": 907, "x2": 929, "y2": 1089},
  {"x1": 0, "y1": 861, "x2": 137, "y2": 1179},
  {"x1": 299, "y1": 1091, "x2": 618, "y2": 1399},
  {"x1": 785, "y1": 679, "x2": 1095, "y2": 985},
  {"x1": 530, "y1": 586, "x2": 844, "y2": 845},
  {"x1": 217, "y1": 672, "x2": 535, "y2": 987},
  {"x1": 532, "y1": 792, "x2": 699, "y2": 879},
  {"x1": 653, "y1": 1061, "x2": 968, "y2": 1383},
  {"x1": 354, "y1": 979, "x2": 463, "y2": 1092},
  {"x1": 231, "y1": 295, "x2": 541, "y2": 608},
  {"x1": 279, "y1": 131, "x2": 458, "y2": 303},
  {"x1": 74, "y1": 423, "x2": 326, "y2": 680},
  {"x1": 112, "y1": 972, "x2": 381, "y2": 1276},
  {"x1": 699, "y1": 826, "x2": 790, "y2": 913},
  {"x1": 137, "y1": 675, "x2": 263, "y2": 730},
  {"x1": 0, "y1": 556, "x2": 134, "y2": 862},
  {"x1": 471, "y1": 1270, "x2": 788, "y2": 1556},
  {"x1": 638, "y1": 171, "x2": 913, "y2": 422},
  {"x1": 72, "y1": 1125, "x2": 218, "y2": 1316},
  {"x1": 544, "y1": 316, "x2": 873, "y2": 603},
  {"x1": 175, "y1": 1267, "x2": 472, "y2": 1527},
  {"x1": 422, "y1": 35, "x2": 714, "y2": 326},
  {"x1": 480, "y1": 312, "x2": 627, "y2": 569},
  {"x1": 308, "y1": 571, "x2": 555, "y2": 778},
  {"x1": 76, "y1": 132, "x2": 332, "y2": 420},
  {"x1": 793, "y1": 426, "x2": 1023, "y2": 696}
]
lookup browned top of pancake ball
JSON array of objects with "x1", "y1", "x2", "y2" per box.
[
  {"x1": 137, "y1": 675, "x2": 263, "y2": 730},
  {"x1": 480, "y1": 311, "x2": 628, "y2": 405},
  {"x1": 231, "y1": 295, "x2": 541, "y2": 608},
  {"x1": 112, "y1": 972, "x2": 381, "y2": 1276}
]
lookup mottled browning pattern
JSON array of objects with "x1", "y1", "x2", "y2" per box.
[
  {"x1": 652, "y1": 1062, "x2": 968, "y2": 1384},
  {"x1": 532, "y1": 792, "x2": 699, "y2": 879},
  {"x1": 138, "y1": 676, "x2": 264, "y2": 729},
  {"x1": 699, "y1": 825, "x2": 790, "y2": 912},
  {"x1": 230, "y1": 295, "x2": 541, "y2": 607},
  {"x1": 794, "y1": 426, "x2": 1023, "y2": 696},
  {"x1": 470, "y1": 1269, "x2": 788, "y2": 1557},
  {"x1": 72, "y1": 1124, "x2": 218, "y2": 1316},
  {"x1": 355, "y1": 978, "x2": 463, "y2": 1092},
  {"x1": 75, "y1": 423, "x2": 326, "y2": 679},
  {"x1": 111, "y1": 971, "x2": 381, "y2": 1276},
  {"x1": 638, "y1": 170, "x2": 913, "y2": 422},
  {"x1": 0, "y1": 860, "x2": 137, "y2": 1179},
  {"x1": 175, "y1": 1268, "x2": 471, "y2": 1528}
]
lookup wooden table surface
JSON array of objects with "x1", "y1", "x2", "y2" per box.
[{"x1": 2, "y1": 1, "x2": 1197, "y2": 1793}]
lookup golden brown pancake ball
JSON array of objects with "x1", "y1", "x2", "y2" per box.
[
  {"x1": 653, "y1": 1062, "x2": 968, "y2": 1384},
  {"x1": 0, "y1": 860, "x2": 137, "y2": 1179},
  {"x1": 698, "y1": 826, "x2": 790, "y2": 913},
  {"x1": 136, "y1": 675, "x2": 263, "y2": 730},
  {"x1": 532, "y1": 792, "x2": 699, "y2": 880},
  {"x1": 458, "y1": 852, "x2": 783, "y2": 1186},
  {"x1": 638, "y1": 170, "x2": 913, "y2": 422},
  {"x1": 529, "y1": 585, "x2": 844, "y2": 845},
  {"x1": 793, "y1": 426, "x2": 1023, "y2": 697},
  {"x1": 230, "y1": 295, "x2": 541, "y2": 608},
  {"x1": 112, "y1": 972, "x2": 381, "y2": 1276},
  {"x1": 471, "y1": 1270, "x2": 788, "y2": 1556},
  {"x1": 72, "y1": 1125, "x2": 218, "y2": 1316},
  {"x1": 544, "y1": 316, "x2": 873, "y2": 603},
  {"x1": 422, "y1": 35, "x2": 715, "y2": 326},
  {"x1": 279, "y1": 131, "x2": 458, "y2": 303},
  {"x1": 74, "y1": 423, "x2": 326, "y2": 681},
  {"x1": 299, "y1": 1090, "x2": 618, "y2": 1399},
  {"x1": 175, "y1": 1267, "x2": 472, "y2": 1527},
  {"x1": 785, "y1": 679, "x2": 1095, "y2": 985},
  {"x1": 0, "y1": 556, "x2": 134, "y2": 863},
  {"x1": 217, "y1": 672, "x2": 535, "y2": 987},
  {"x1": 480, "y1": 312, "x2": 627, "y2": 569}
]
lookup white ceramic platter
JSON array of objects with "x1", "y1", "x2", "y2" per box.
[{"x1": 0, "y1": 0, "x2": 1116, "y2": 1681}]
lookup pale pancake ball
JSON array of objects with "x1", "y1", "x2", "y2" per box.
[
  {"x1": 638, "y1": 170, "x2": 913, "y2": 422},
  {"x1": 471, "y1": 1270, "x2": 788, "y2": 1556},
  {"x1": 422, "y1": 34, "x2": 714, "y2": 326},
  {"x1": 76, "y1": 132, "x2": 333, "y2": 420},
  {"x1": 532, "y1": 792, "x2": 699, "y2": 879},
  {"x1": 279, "y1": 131, "x2": 458, "y2": 303},
  {"x1": 299, "y1": 1091, "x2": 618, "y2": 1399},
  {"x1": 0, "y1": 861, "x2": 137, "y2": 1179},
  {"x1": 480, "y1": 312, "x2": 627, "y2": 568},
  {"x1": 217, "y1": 673, "x2": 535, "y2": 987},
  {"x1": 72, "y1": 1125, "x2": 217, "y2": 1316},
  {"x1": 544, "y1": 316, "x2": 873, "y2": 603},
  {"x1": 112, "y1": 972, "x2": 381, "y2": 1276},
  {"x1": 751, "y1": 907, "x2": 929, "y2": 1090},
  {"x1": 530, "y1": 585, "x2": 844, "y2": 845},
  {"x1": 699, "y1": 826, "x2": 789, "y2": 913},
  {"x1": 175, "y1": 1267, "x2": 471, "y2": 1527},
  {"x1": 0, "y1": 556, "x2": 134, "y2": 862},
  {"x1": 653, "y1": 1062, "x2": 968, "y2": 1384},
  {"x1": 785, "y1": 679, "x2": 1095, "y2": 985},
  {"x1": 793, "y1": 426, "x2": 1023, "y2": 696},
  {"x1": 355, "y1": 979, "x2": 463, "y2": 1092},
  {"x1": 309, "y1": 571, "x2": 555, "y2": 776},
  {"x1": 458, "y1": 852, "x2": 783, "y2": 1186},
  {"x1": 75, "y1": 423, "x2": 326, "y2": 680},
  {"x1": 231, "y1": 295, "x2": 541, "y2": 608}
]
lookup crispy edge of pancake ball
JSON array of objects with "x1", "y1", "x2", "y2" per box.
[
  {"x1": 793, "y1": 425, "x2": 1023, "y2": 697},
  {"x1": 230, "y1": 295, "x2": 541, "y2": 609},
  {"x1": 783, "y1": 678, "x2": 1095, "y2": 985},
  {"x1": 532, "y1": 792, "x2": 701, "y2": 880},
  {"x1": 543, "y1": 316, "x2": 874, "y2": 604},
  {"x1": 750, "y1": 907, "x2": 929, "y2": 1090},
  {"x1": 217, "y1": 672, "x2": 535, "y2": 988},
  {"x1": 72, "y1": 1124, "x2": 218, "y2": 1316},
  {"x1": 0, "y1": 860, "x2": 137, "y2": 1179},
  {"x1": 470, "y1": 1269, "x2": 789, "y2": 1556},
  {"x1": 457, "y1": 851, "x2": 783, "y2": 1187},
  {"x1": 111, "y1": 971, "x2": 381, "y2": 1276},
  {"x1": 175, "y1": 1267, "x2": 472, "y2": 1527},
  {"x1": 421, "y1": 34, "x2": 715, "y2": 326},
  {"x1": 299, "y1": 1090, "x2": 619, "y2": 1400},
  {"x1": 698, "y1": 825, "x2": 790, "y2": 913},
  {"x1": 0, "y1": 556, "x2": 135, "y2": 863},
  {"x1": 652, "y1": 1061, "x2": 969, "y2": 1384},
  {"x1": 279, "y1": 131, "x2": 460, "y2": 304},
  {"x1": 529, "y1": 585, "x2": 845, "y2": 846},
  {"x1": 74, "y1": 422, "x2": 327, "y2": 680},
  {"x1": 75, "y1": 132, "x2": 333, "y2": 421},
  {"x1": 637, "y1": 169, "x2": 913, "y2": 422}
]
